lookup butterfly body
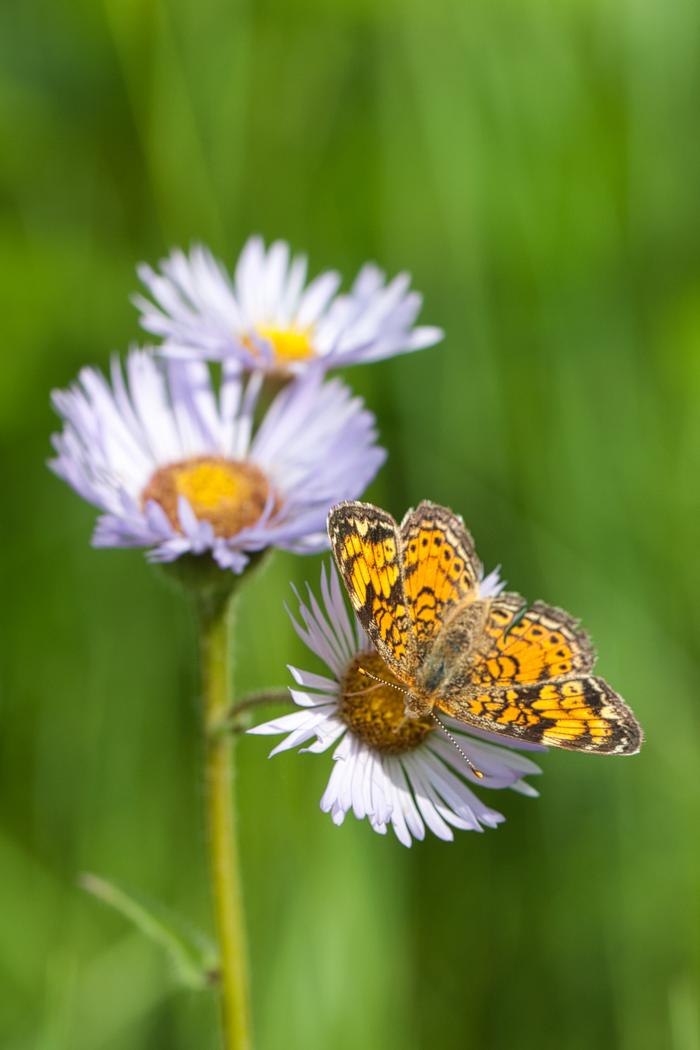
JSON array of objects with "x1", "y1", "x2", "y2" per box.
[
  {"x1": 414, "y1": 601, "x2": 487, "y2": 701},
  {"x1": 328, "y1": 499, "x2": 643, "y2": 756}
]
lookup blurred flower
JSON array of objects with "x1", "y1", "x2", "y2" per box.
[
  {"x1": 134, "y1": 236, "x2": 443, "y2": 377},
  {"x1": 49, "y1": 352, "x2": 385, "y2": 572},
  {"x1": 248, "y1": 565, "x2": 543, "y2": 846}
]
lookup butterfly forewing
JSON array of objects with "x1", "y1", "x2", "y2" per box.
[
  {"x1": 327, "y1": 501, "x2": 416, "y2": 680},
  {"x1": 400, "y1": 501, "x2": 482, "y2": 659}
]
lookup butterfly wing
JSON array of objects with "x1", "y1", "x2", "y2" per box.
[
  {"x1": 440, "y1": 677, "x2": 642, "y2": 754},
  {"x1": 436, "y1": 596, "x2": 642, "y2": 754},
  {"x1": 399, "y1": 501, "x2": 483, "y2": 659},
  {"x1": 327, "y1": 501, "x2": 417, "y2": 680},
  {"x1": 471, "y1": 593, "x2": 596, "y2": 684}
]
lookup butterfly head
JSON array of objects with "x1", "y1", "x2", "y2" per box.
[{"x1": 356, "y1": 666, "x2": 486, "y2": 779}]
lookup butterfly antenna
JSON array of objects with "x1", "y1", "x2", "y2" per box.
[
  {"x1": 358, "y1": 669, "x2": 486, "y2": 780},
  {"x1": 356, "y1": 666, "x2": 413, "y2": 698},
  {"x1": 430, "y1": 711, "x2": 485, "y2": 780}
]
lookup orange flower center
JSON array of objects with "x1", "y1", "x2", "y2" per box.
[
  {"x1": 339, "y1": 652, "x2": 435, "y2": 755},
  {"x1": 142, "y1": 456, "x2": 275, "y2": 538}
]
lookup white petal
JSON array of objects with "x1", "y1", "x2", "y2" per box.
[
  {"x1": 288, "y1": 666, "x2": 340, "y2": 694},
  {"x1": 386, "y1": 757, "x2": 425, "y2": 843},
  {"x1": 266, "y1": 711, "x2": 335, "y2": 757},
  {"x1": 288, "y1": 687, "x2": 338, "y2": 709},
  {"x1": 301, "y1": 720, "x2": 346, "y2": 754},
  {"x1": 480, "y1": 565, "x2": 506, "y2": 598},
  {"x1": 321, "y1": 563, "x2": 356, "y2": 660},
  {"x1": 401, "y1": 754, "x2": 455, "y2": 841},
  {"x1": 246, "y1": 709, "x2": 325, "y2": 736}
]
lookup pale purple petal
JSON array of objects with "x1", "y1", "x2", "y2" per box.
[
  {"x1": 134, "y1": 237, "x2": 441, "y2": 375},
  {"x1": 50, "y1": 350, "x2": 383, "y2": 572}
]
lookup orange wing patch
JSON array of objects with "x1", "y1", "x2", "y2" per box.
[
  {"x1": 438, "y1": 677, "x2": 642, "y2": 755},
  {"x1": 340, "y1": 528, "x2": 400, "y2": 608},
  {"x1": 469, "y1": 595, "x2": 595, "y2": 688},
  {"x1": 400, "y1": 502, "x2": 482, "y2": 653},
  {"x1": 328, "y1": 501, "x2": 415, "y2": 679}
]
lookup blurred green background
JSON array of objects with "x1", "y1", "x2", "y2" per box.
[{"x1": 2, "y1": 0, "x2": 700, "y2": 1047}]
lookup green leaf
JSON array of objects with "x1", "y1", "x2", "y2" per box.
[{"x1": 80, "y1": 872, "x2": 218, "y2": 990}]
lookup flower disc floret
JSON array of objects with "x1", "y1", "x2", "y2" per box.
[
  {"x1": 340, "y1": 653, "x2": 434, "y2": 754},
  {"x1": 142, "y1": 457, "x2": 276, "y2": 539},
  {"x1": 248, "y1": 326, "x2": 315, "y2": 366}
]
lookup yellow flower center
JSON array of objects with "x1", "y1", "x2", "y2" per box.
[
  {"x1": 339, "y1": 652, "x2": 435, "y2": 755},
  {"x1": 244, "y1": 325, "x2": 315, "y2": 372},
  {"x1": 142, "y1": 456, "x2": 275, "y2": 538}
]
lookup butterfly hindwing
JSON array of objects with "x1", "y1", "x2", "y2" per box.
[
  {"x1": 437, "y1": 675, "x2": 642, "y2": 755},
  {"x1": 327, "y1": 501, "x2": 416, "y2": 679},
  {"x1": 400, "y1": 501, "x2": 482, "y2": 657},
  {"x1": 434, "y1": 596, "x2": 640, "y2": 753},
  {"x1": 468, "y1": 594, "x2": 596, "y2": 687}
]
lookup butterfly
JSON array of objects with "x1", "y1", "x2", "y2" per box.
[{"x1": 327, "y1": 499, "x2": 643, "y2": 757}]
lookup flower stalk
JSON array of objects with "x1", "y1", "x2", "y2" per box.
[
  {"x1": 196, "y1": 586, "x2": 252, "y2": 1050},
  {"x1": 227, "y1": 690, "x2": 291, "y2": 732}
]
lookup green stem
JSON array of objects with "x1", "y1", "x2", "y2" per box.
[
  {"x1": 197, "y1": 590, "x2": 252, "y2": 1050},
  {"x1": 226, "y1": 690, "x2": 291, "y2": 732}
]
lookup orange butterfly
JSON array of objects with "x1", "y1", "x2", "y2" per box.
[{"x1": 327, "y1": 500, "x2": 642, "y2": 757}]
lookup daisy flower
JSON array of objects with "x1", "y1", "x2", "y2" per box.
[
  {"x1": 49, "y1": 352, "x2": 385, "y2": 572},
  {"x1": 134, "y1": 236, "x2": 443, "y2": 377},
  {"x1": 249, "y1": 564, "x2": 544, "y2": 846}
]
